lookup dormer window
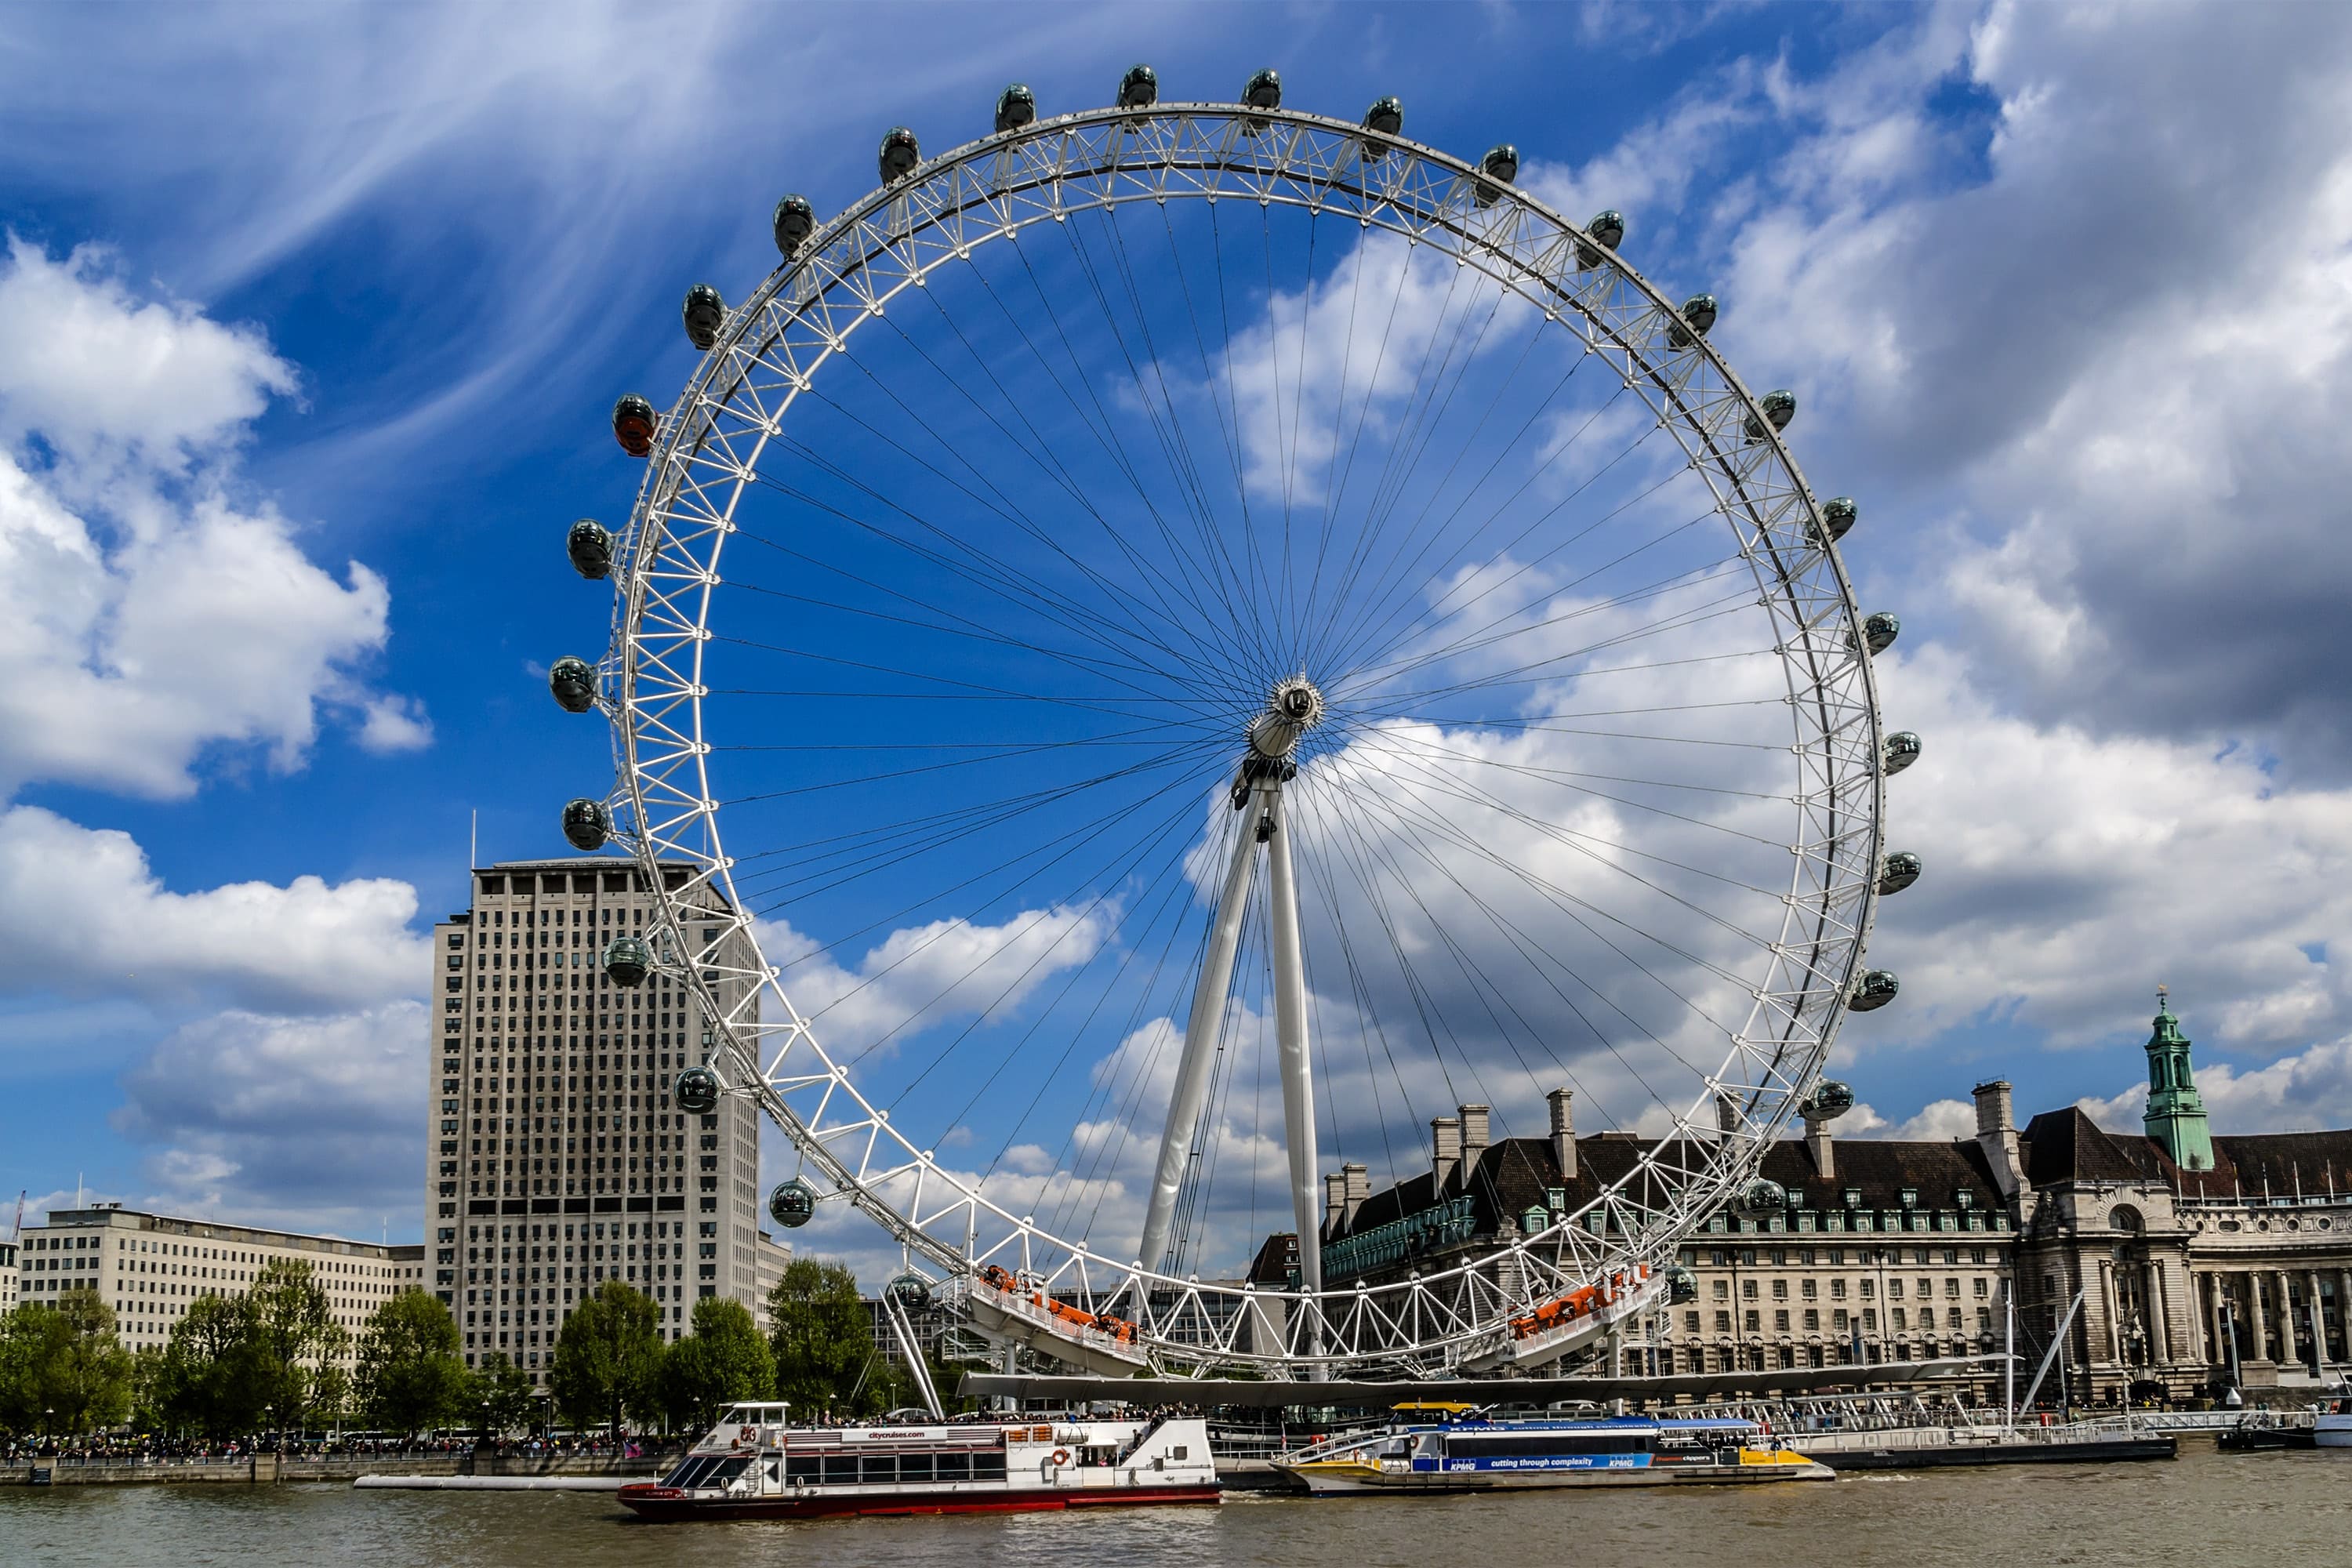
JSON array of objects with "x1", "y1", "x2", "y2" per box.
[
  {"x1": 1842, "y1": 1188, "x2": 1862, "y2": 1208},
  {"x1": 1955, "y1": 1190, "x2": 1974, "y2": 1209},
  {"x1": 1900, "y1": 1188, "x2": 1918, "y2": 1207}
]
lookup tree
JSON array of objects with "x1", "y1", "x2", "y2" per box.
[
  {"x1": 11, "y1": 1290, "x2": 136, "y2": 1435},
  {"x1": 467, "y1": 1351, "x2": 538, "y2": 1437},
  {"x1": 0, "y1": 1304, "x2": 48, "y2": 1436},
  {"x1": 549, "y1": 1280, "x2": 662, "y2": 1432},
  {"x1": 355, "y1": 1290, "x2": 468, "y2": 1436},
  {"x1": 154, "y1": 1294, "x2": 274, "y2": 1437},
  {"x1": 248, "y1": 1259, "x2": 349, "y2": 1430},
  {"x1": 660, "y1": 1297, "x2": 777, "y2": 1430},
  {"x1": 767, "y1": 1259, "x2": 873, "y2": 1417}
]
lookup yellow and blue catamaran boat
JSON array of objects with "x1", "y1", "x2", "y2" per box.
[{"x1": 1276, "y1": 1404, "x2": 1831, "y2": 1494}]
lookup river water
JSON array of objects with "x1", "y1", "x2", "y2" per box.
[{"x1": 5, "y1": 1445, "x2": 2345, "y2": 1568}]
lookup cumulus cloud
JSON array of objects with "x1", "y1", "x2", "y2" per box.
[
  {"x1": 0, "y1": 239, "x2": 426, "y2": 796},
  {"x1": 2075, "y1": 1035, "x2": 2352, "y2": 1138},
  {"x1": 1849, "y1": 1097, "x2": 1980, "y2": 1142},
  {"x1": 111, "y1": 1003, "x2": 425, "y2": 1235},
  {"x1": 1852, "y1": 643, "x2": 2352, "y2": 1054},
  {"x1": 0, "y1": 804, "x2": 427, "y2": 1014},
  {"x1": 758, "y1": 902, "x2": 1116, "y2": 1061}
]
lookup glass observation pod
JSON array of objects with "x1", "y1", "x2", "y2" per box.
[
  {"x1": 619, "y1": 1403, "x2": 1220, "y2": 1521},
  {"x1": 1276, "y1": 1410, "x2": 1832, "y2": 1494}
]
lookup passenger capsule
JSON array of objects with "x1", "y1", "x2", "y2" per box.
[
  {"x1": 602, "y1": 935, "x2": 652, "y2": 987},
  {"x1": 1666, "y1": 1265, "x2": 1700, "y2": 1305},
  {"x1": 1577, "y1": 209, "x2": 1625, "y2": 270},
  {"x1": 1805, "y1": 1079, "x2": 1856, "y2": 1120},
  {"x1": 1117, "y1": 63, "x2": 1159, "y2": 116},
  {"x1": 681, "y1": 284, "x2": 725, "y2": 351},
  {"x1": 768, "y1": 1178, "x2": 818, "y2": 1229},
  {"x1": 772, "y1": 194, "x2": 816, "y2": 258},
  {"x1": 1733, "y1": 1177, "x2": 1788, "y2": 1221},
  {"x1": 561, "y1": 797, "x2": 610, "y2": 852},
  {"x1": 1668, "y1": 292, "x2": 1718, "y2": 350},
  {"x1": 1882, "y1": 730, "x2": 1922, "y2": 776},
  {"x1": 566, "y1": 517, "x2": 612, "y2": 580},
  {"x1": 1861, "y1": 612, "x2": 1900, "y2": 655},
  {"x1": 886, "y1": 1272, "x2": 935, "y2": 1312},
  {"x1": 1243, "y1": 67, "x2": 1282, "y2": 111},
  {"x1": 1744, "y1": 389, "x2": 1797, "y2": 441},
  {"x1": 548, "y1": 655, "x2": 597, "y2": 714},
  {"x1": 1849, "y1": 970, "x2": 1900, "y2": 1013},
  {"x1": 612, "y1": 394, "x2": 656, "y2": 457},
  {"x1": 878, "y1": 126, "x2": 920, "y2": 184},
  {"x1": 1818, "y1": 496, "x2": 1858, "y2": 544},
  {"x1": 995, "y1": 82, "x2": 1036, "y2": 133},
  {"x1": 1877, "y1": 851, "x2": 1922, "y2": 896},
  {"x1": 673, "y1": 1066, "x2": 721, "y2": 1115},
  {"x1": 1362, "y1": 96, "x2": 1404, "y2": 139},
  {"x1": 1473, "y1": 143, "x2": 1519, "y2": 209}
]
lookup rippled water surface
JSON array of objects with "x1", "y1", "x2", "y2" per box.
[{"x1": 7, "y1": 1446, "x2": 2347, "y2": 1568}]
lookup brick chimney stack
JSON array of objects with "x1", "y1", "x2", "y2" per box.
[
  {"x1": 1342, "y1": 1162, "x2": 1370, "y2": 1228},
  {"x1": 1973, "y1": 1079, "x2": 2027, "y2": 1201},
  {"x1": 1548, "y1": 1088, "x2": 1577, "y2": 1180},
  {"x1": 1323, "y1": 1171, "x2": 1345, "y2": 1237},
  {"x1": 1432, "y1": 1116, "x2": 1461, "y2": 1192}
]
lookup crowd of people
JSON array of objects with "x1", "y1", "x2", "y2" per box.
[{"x1": 5, "y1": 1430, "x2": 677, "y2": 1464}]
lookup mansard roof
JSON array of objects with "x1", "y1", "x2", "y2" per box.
[
  {"x1": 1327, "y1": 1127, "x2": 2005, "y2": 1247},
  {"x1": 2020, "y1": 1107, "x2": 2160, "y2": 1185}
]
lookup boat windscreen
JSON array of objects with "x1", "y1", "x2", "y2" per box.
[{"x1": 662, "y1": 1455, "x2": 754, "y2": 1490}]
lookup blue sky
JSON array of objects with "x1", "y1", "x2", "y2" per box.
[{"x1": 5, "y1": 2, "x2": 2352, "y2": 1268}]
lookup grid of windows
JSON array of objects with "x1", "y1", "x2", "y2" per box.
[{"x1": 429, "y1": 860, "x2": 779, "y2": 1383}]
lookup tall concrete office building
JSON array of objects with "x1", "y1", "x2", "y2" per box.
[{"x1": 427, "y1": 858, "x2": 786, "y2": 1383}]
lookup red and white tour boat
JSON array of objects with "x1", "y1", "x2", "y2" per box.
[{"x1": 618, "y1": 1403, "x2": 1220, "y2": 1520}]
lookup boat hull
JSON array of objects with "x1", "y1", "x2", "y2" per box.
[
  {"x1": 1282, "y1": 1455, "x2": 1833, "y2": 1494},
  {"x1": 618, "y1": 1481, "x2": 1219, "y2": 1520},
  {"x1": 1813, "y1": 1436, "x2": 2175, "y2": 1470}
]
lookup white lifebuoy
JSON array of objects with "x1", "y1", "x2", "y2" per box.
[
  {"x1": 740, "y1": 1425, "x2": 757, "y2": 1443},
  {"x1": 1050, "y1": 1447, "x2": 1072, "y2": 1467}
]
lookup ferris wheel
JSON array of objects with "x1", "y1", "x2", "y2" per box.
[{"x1": 550, "y1": 67, "x2": 1918, "y2": 1380}]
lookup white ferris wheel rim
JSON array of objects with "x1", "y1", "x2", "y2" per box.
[{"x1": 593, "y1": 98, "x2": 1887, "y2": 1375}]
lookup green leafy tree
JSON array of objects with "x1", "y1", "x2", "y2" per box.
[
  {"x1": 660, "y1": 1297, "x2": 778, "y2": 1430},
  {"x1": 356, "y1": 1291, "x2": 468, "y2": 1436},
  {"x1": 467, "y1": 1351, "x2": 539, "y2": 1436},
  {"x1": 0, "y1": 1303, "x2": 49, "y2": 1436},
  {"x1": 549, "y1": 1280, "x2": 662, "y2": 1432},
  {"x1": 154, "y1": 1294, "x2": 272, "y2": 1437},
  {"x1": 13, "y1": 1290, "x2": 136, "y2": 1435},
  {"x1": 249, "y1": 1259, "x2": 349, "y2": 1430},
  {"x1": 767, "y1": 1259, "x2": 873, "y2": 1417}
]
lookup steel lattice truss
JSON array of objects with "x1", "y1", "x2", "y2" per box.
[{"x1": 583, "y1": 102, "x2": 1886, "y2": 1378}]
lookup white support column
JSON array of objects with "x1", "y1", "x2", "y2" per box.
[
  {"x1": 1136, "y1": 813, "x2": 1257, "y2": 1278},
  {"x1": 1267, "y1": 788, "x2": 1323, "y2": 1299}
]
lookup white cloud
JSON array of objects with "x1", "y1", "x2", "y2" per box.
[
  {"x1": 1849, "y1": 1097, "x2": 1980, "y2": 1142},
  {"x1": 0, "y1": 805, "x2": 427, "y2": 1014},
  {"x1": 759, "y1": 902, "x2": 1115, "y2": 1060},
  {"x1": 0, "y1": 237, "x2": 296, "y2": 477},
  {"x1": 0, "y1": 240, "x2": 426, "y2": 797},
  {"x1": 111, "y1": 1002, "x2": 424, "y2": 1235},
  {"x1": 356, "y1": 693, "x2": 434, "y2": 753},
  {"x1": 1854, "y1": 643, "x2": 2352, "y2": 1054},
  {"x1": 2075, "y1": 1035, "x2": 2352, "y2": 1138}
]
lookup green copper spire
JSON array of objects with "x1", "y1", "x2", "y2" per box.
[{"x1": 2143, "y1": 985, "x2": 2215, "y2": 1171}]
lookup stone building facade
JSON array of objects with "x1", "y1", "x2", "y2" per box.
[
  {"x1": 1298, "y1": 998, "x2": 2352, "y2": 1403},
  {"x1": 426, "y1": 858, "x2": 788, "y2": 1384},
  {"x1": 13, "y1": 1203, "x2": 423, "y2": 1365}
]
